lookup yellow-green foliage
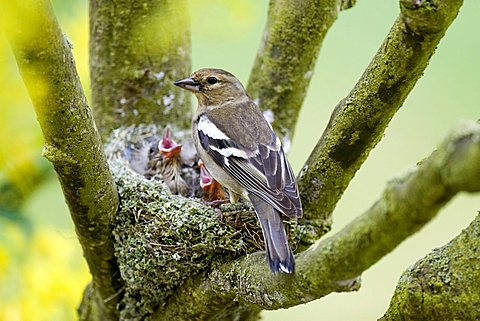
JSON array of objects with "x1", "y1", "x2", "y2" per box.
[
  {"x1": 0, "y1": 222, "x2": 90, "y2": 321},
  {"x1": 0, "y1": 0, "x2": 89, "y2": 201},
  {"x1": 0, "y1": 2, "x2": 91, "y2": 320}
]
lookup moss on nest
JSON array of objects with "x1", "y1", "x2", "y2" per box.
[
  {"x1": 105, "y1": 125, "x2": 309, "y2": 320},
  {"x1": 111, "y1": 160, "x2": 252, "y2": 319}
]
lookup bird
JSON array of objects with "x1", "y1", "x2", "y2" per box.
[
  {"x1": 198, "y1": 160, "x2": 228, "y2": 205},
  {"x1": 148, "y1": 127, "x2": 188, "y2": 196},
  {"x1": 174, "y1": 68, "x2": 302, "y2": 274}
]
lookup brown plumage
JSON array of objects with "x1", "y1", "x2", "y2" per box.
[{"x1": 174, "y1": 68, "x2": 302, "y2": 273}]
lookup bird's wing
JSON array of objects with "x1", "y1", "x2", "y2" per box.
[{"x1": 197, "y1": 112, "x2": 302, "y2": 218}]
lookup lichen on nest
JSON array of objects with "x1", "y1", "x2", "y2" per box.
[{"x1": 105, "y1": 125, "x2": 307, "y2": 320}]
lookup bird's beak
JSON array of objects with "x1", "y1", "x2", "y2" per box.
[
  {"x1": 174, "y1": 77, "x2": 201, "y2": 92},
  {"x1": 159, "y1": 128, "x2": 183, "y2": 158},
  {"x1": 199, "y1": 162, "x2": 214, "y2": 189}
]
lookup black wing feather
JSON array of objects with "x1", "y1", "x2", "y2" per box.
[{"x1": 197, "y1": 118, "x2": 302, "y2": 218}]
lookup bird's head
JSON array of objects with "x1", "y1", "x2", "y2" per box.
[
  {"x1": 158, "y1": 127, "x2": 182, "y2": 159},
  {"x1": 174, "y1": 68, "x2": 247, "y2": 106}
]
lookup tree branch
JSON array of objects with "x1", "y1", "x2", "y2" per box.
[
  {"x1": 89, "y1": 0, "x2": 191, "y2": 139},
  {"x1": 6, "y1": 1, "x2": 121, "y2": 319},
  {"x1": 380, "y1": 213, "x2": 480, "y2": 320},
  {"x1": 0, "y1": 157, "x2": 51, "y2": 215},
  {"x1": 298, "y1": 0, "x2": 464, "y2": 240},
  {"x1": 156, "y1": 121, "x2": 480, "y2": 318},
  {"x1": 247, "y1": 0, "x2": 354, "y2": 141}
]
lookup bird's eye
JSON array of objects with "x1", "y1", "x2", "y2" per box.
[{"x1": 207, "y1": 76, "x2": 218, "y2": 85}]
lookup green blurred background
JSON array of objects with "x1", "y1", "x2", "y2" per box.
[{"x1": 0, "y1": 1, "x2": 478, "y2": 320}]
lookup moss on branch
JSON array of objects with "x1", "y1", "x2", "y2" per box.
[
  {"x1": 247, "y1": 0, "x2": 353, "y2": 141},
  {"x1": 89, "y1": 0, "x2": 192, "y2": 138},
  {"x1": 197, "y1": 121, "x2": 480, "y2": 311},
  {"x1": 6, "y1": 1, "x2": 121, "y2": 319},
  {"x1": 298, "y1": 0, "x2": 464, "y2": 242},
  {"x1": 380, "y1": 212, "x2": 480, "y2": 321},
  {"x1": 155, "y1": 275, "x2": 261, "y2": 321}
]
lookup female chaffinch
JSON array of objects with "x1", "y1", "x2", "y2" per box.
[{"x1": 174, "y1": 68, "x2": 302, "y2": 274}]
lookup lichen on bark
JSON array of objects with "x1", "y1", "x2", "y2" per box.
[
  {"x1": 380, "y1": 212, "x2": 480, "y2": 321},
  {"x1": 89, "y1": 0, "x2": 192, "y2": 138},
  {"x1": 6, "y1": 0, "x2": 121, "y2": 319},
  {"x1": 247, "y1": 0, "x2": 350, "y2": 141},
  {"x1": 297, "y1": 0, "x2": 464, "y2": 243}
]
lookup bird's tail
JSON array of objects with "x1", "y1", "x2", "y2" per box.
[{"x1": 248, "y1": 194, "x2": 295, "y2": 274}]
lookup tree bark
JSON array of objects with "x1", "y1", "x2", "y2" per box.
[
  {"x1": 6, "y1": 1, "x2": 121, "y2": 319},
  {"x1": 380, "y1": 213, "x2": 480, "y2": 320},
  {"x1": 89, "y1": 0, "x2": 192, "y2": 139},
  {"x1": 298, "y1": 0, "x2": 464, "y2": 243},
  {"x1": 247, "y1": 0, "x2": 354, "y2": 142}
]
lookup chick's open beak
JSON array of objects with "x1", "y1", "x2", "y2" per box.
[
  {"x1": 159, "y1": 128, "x2": 183, "y2": 158},
  {"x1": 174, "y1": 77, "x2": 201, "y2": 92}
]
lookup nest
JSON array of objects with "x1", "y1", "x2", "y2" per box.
[{"x1": 105, "y1": 125, "x2": 278, "y2": 320}]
